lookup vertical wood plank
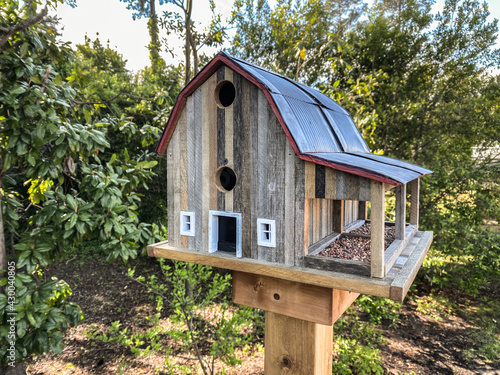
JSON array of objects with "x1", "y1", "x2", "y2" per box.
[
  {"x1": 371, "y1": 181, "x2": 385, "y2": 278},
  {"x1": 187, "y1": 92, "x2": 203, "y2": 251},
  {"x1": 233, "y1": 74, "x2": 252, "y2": 258},
  {"x1": 284, "y1": 142, "x2": 296, "y2": 266},
  {"x1": 359, "y1": 176, "x2": 371, "y2": 201},
  {"x1": 167, "y1": 124, "x2": 181, "y2": 248},
  {"x1": 295, "y1": 158, "x2": 305, "y2": 264},
  {"x1": 265, "y1": 312, "x2": 332, "y2": 375},
  {"x1": 358, "y1": 201, "x2": 367, "y2": 220},
  {"x1": 304, "y1": 198, "x2": 310, "y2": 254},
  {"x1": 315, "y1": 164, "x2": 326, "y2": 199},
  {"x1": 321, "y1": 199, "x2": 328, "y2": 239},
  {"x1": 305, "y1": 162, "x2": 316, "y2": 199},
  {"x1": 346, "y1": 174, "x2": 360, "y2": 201},
  {"x1": 410, "y1": 178, "x2": 420, "y2": 227},
  {"x1": 325, "y1": 167, "x2": 337, "y2": 199},
  {"x1": 336, "y1": 171, "x2": 347, "y2": 200},
  {"x1": 216, "y1": 106, "x2": 225, "y2": 211},
  {"x1": 313, "y1": 199, "x2": 320, "y2": 243},
  {"x1": 224, "y1": 68, "x2": 234, "y2": 212},
  {"x1": 255, "y1": 89, "x2": 269, "y2": 260},
  {"x1": 201, "y1": 73, "x2": 218, "y2": 251},
  {"x1": 395, "y1": 184, "x2": 407, "y2": 240},
  {"x1": 178, "y1": 109, "x2": 189, "y2": 249},
  {"x1": 332, "y1": 200, "x2": 344, "y2": 233}
]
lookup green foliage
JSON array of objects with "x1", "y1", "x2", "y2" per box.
[
  {"x1": 0, "y1": 0, "x2": 165, "y2": 366},
  {"x1": 85, "y1": 296, "x2": 165, "y2": 356},
  {"x1": 127, "y1": 260, "x2": 262, "y2": 375},
  {"x1": 231, "y1": 0, "x2": 366, "y2": 84},
  {"x1": 354, "y1": 295, "x2": 402, "y2": 326},
  {"x1": 332, "y1": 338, "x2": 384, "y2": 375},
  {"x1": 333, "y1": 312, "x2": 386, "y2": 375}
]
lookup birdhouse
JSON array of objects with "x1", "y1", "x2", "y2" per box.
[{"x1": 148, "y1": 51, "x2": 433, "y2": 303}]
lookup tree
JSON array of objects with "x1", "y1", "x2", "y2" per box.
[
  {"x1": 119, "y1": 0, "x2": 167, "y2": 74},
  {"x1": 231, "y1": 0, "x2": 366, "y2": 84},
  {"x1": 0, "y1": 1, "x2": 162, "y2": 373},
  {"x1": 160, "y1": 0, "x2": 228, "y2": 84}
]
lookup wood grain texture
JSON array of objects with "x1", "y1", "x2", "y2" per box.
[
  {"x1": 359, "y1": 176, "x2": 371, "y2": 201},
  {"x1": 358, "y1": 201, "x2": 368, "y2": 220},
  {"x1": 390, "y1": 231, "x2": 433, "y2": 300},
  {"x1": 188, "y1": 91, "x2": 204, "y2": 251},
  {"x1": 294, "y1": 158, "x2": 306, "y2": 265},
  {"x1": 370, "y1": 181, "x2": 385, "y2": 278},
  {"x1": 224, "y1": 69, "x2": 234, "y2": 212},
  {"x1": 149, "y1": 232, "x2": 432, "y2": 301},
  {"x1": 305, "y1": 161, "x2": 316, "y2": 199},
  {"x1": 395, "y1": 184, "x2": 406, "y2": 240},
  {"x1": 264, "y1": 312, "x2": 333, "y2": 375},
  {"x1": 216, "y1": 106, "x2": 225, "y2": 211},
  {"x1": 305, "y1": 255, "x2": 371, "y2": 277},
  {"x1": 167, "y1": 120, "x2": 181, "y2": 248},
  {"x1": 410, "y1": 177, "x2": 420, "y2": 227},
  {"x1": 148, "y1": 241, "x2": 394, "y2": 298},
  {"x1": 315, "y1": 164, "x2": 326, "y2": 198},
  {"x1": 384, "y1": 224, "x2": 418, "y2": 275},
  {"x1": 232, "y1": 73, "x2": 254, "y2": 258},
  {"x1": 336, "y1": 171, "x2": 347, "y2": 199},
  {"x1": 233, "y1": 272, "x2": 338, "y2": 325},
  {"x1": 325, "y1": 167, "x2": 336, "y2": 199},
  {"x1": 313, "y1": 198, "x2": 320, "y2": 243},
  {"x1": 332, "y1": 200, "x2": 344, "y2": 233},
  {"x1": 201, "y1": 74, "x2": 217, "y2": 251},
  {"x1": 178, "y1": 108, "x2": 189, "y2": 249},
  {"x1": 284, "y1": 142, "x2": 296, "y2": 266}
]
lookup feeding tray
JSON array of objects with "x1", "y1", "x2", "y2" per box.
[{"x1": 305, "y1": 221, "x2": 418, "y2": 278}]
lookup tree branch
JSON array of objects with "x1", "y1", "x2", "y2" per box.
[{"x1": 0, "y1": 6, "x2": 49, "y2": 50}]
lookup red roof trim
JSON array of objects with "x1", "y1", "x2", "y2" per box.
[{"x1": 299, "y1": 154, "x2": 401, "y2": 186}]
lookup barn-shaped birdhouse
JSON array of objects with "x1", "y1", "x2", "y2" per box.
[{"x1": 148, "y1": 51, "x2": 433, "y2": 302}]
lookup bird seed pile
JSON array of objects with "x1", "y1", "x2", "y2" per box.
[{"x1": 349, "y1": 222, "x2": 396, "y2": 238}]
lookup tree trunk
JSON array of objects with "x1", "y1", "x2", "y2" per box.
[
  {"x1": 184, "y1": 0, "x2": 193, "y2": 84},
  {"x1": 147, "y1": 0, "x2": 162, "y2": 74},
  {"x1": 189, "y1": 32, "x2": 198, "y2": 75}
]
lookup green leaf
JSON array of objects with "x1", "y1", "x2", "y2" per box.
[
  {"x1": 140, "y1": 161, "x2": 157, "y2": 169},
  {"x1": 66, "y1": 195, "x2": 77, "y2": 211},
  {"x1": 11, "y1": 86, "x2": 26, "y2": 95}
]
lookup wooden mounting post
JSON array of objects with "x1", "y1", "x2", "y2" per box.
[
  {"x1": 265, "y1": 312, "x2": 332, "y2": 374},
  {"x1": 232, "y1": 271, "x2": 359, "y2": 374}
]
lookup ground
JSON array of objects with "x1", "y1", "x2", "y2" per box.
[{"x1": 25, "y1": 248, "x2": 499, "y2": 375}]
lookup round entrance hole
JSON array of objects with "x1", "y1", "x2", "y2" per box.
[
  {"x1": 215, "y1": 81, "x2": 236, "y2": 107},
  {"x1": 215, "y1": 166, "x2": 237, "y2": 192}
]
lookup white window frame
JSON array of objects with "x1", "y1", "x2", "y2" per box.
[
  {"x1": 257, "y1": 218, "x2": 276, "y2": 248},
  {"x1": 180, "y1": 211, "x2": 196, "y2": 237},
  {"x1": 208, "y1": 210, "x2": 242, "y2": 257}
]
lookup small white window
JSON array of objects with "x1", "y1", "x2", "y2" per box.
[
  {"x1": 257, "y1": 218, "x2": 276, "y2": 247},
  {"x1": 180, "y1": 211, "x2": 195, "y2": 237}
]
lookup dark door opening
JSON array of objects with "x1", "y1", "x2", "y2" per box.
[{"x1": 218, "y1": 216, "x2": 237, "y2": 253}]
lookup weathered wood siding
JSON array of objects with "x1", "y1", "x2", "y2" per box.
[
  {"x1": 166, "y1": 66, "x2": 305, "y2": 265},
  {"x1": 304, "y1": 161, "x2": 371, "y2": 201}
]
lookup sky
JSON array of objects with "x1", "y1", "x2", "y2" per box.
[
  {"x1": 56, "y1": 0, "x2": 235, "y2": 72},
  {"x1": 55, "y1": 0, "x2": 500, "y2": 73}
]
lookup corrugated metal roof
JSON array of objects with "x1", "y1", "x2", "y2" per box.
[{"x1": 157, "y1": 51, "x2": 432, "y2": 185}]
